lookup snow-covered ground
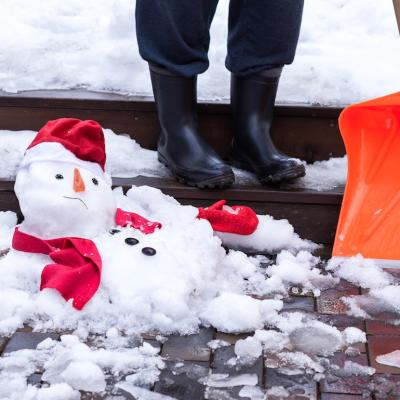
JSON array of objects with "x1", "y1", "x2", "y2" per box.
[
  {"x1": 0, "y1": 129, "x2": 348, "y2": 191},
  {"x1": 0, "y1": 0, "x2": 399, "y2": 105}
]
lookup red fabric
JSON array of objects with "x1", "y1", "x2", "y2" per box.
[
  {"x1": 12, "y1": 228, "x2": 102, "y2": 310},
  {"x1": 11, "y1": 209, "x2": 162, "y2": 310},
  {"x1": 115, "y1": 208, "x2": 162, "y2": 234},
  {"x1": 197, "y1": 200, "x2": 259, "y2": 235},
  {"x1": 28, "y1": 118, "x2": 106, "y2": 171}
]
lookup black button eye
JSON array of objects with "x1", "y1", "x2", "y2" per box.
[
  {"x1": 142, "y1": 247, "x2": 156, "y2": 256},
  {"x1": 109, "y1": 229, "x2": 121, "y2": 235},
  {"x1": 125, "y1": 237, "x2": 139, "y2": 246},
  {"x1": 92, "y1": 178, "x2": 99, "y2": 185},
  {"x1": 55, "y1": 174, "x2": 64, "y2": 180}
]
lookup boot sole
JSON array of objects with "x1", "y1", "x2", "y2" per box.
[
  {"x1": 231, "y1": 159, "x2": 306, "y2": 185},
  {"x1": 158, "y1": 154, "x2": 235, "y2": 189}
]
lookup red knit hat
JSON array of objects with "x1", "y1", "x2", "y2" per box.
[{"x1": 20, "y1": 118, "x2": 107, "y2": 178}]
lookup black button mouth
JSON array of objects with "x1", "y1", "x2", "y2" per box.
[
  {"x1": 125, "y1": 237, "x2": 139, "y2": 246},
  {"x1": 142, "y1": 247, "x2": 157, "y2": 256}
]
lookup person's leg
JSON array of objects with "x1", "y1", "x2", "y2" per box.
[
  {"x1": 136, "y1": 0, "x2": 234, "y2": 188},
  {"x1": 226, "y1": 0, "x2": 304, "y2": 76},
  {"x1": 136, "y1": 0, "x2": 219, "y2": 77},
  {"x1": 228, "y1": 0, "x2": 305, "y2": 184}
]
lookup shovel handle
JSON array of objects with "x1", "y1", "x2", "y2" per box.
[{"x1": 394, "y1": 0, "x2": 400, "y2": 34}]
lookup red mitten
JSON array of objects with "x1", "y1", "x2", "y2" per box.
[
  {"x1": 115, "y1": 208, "x2": 162, "y2": 234},
  {"x1": 197, "y1": 200, "x2": 259, "y2": 235}
]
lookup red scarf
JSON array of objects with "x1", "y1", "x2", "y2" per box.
[{"x1": 12, "y1": 209, "x2": 162, "y2": 310}]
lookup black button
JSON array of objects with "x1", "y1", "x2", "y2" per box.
[
  {"x1": 125, "y1": 237, "x2": 139, "y2": 246},
  {"x1": 142, "y1": 247, "x2": 156, "y2": 256},
  {"x1": 109, "y1": 229, "x2": 121, "y2": 235}
]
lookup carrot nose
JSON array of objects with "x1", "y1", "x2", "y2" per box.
[{"x1": 73, "y1": 168, "x2": 85, "y2": 192}]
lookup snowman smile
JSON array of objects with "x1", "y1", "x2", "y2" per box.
[{"x1": 62, "y1": 196, "x2": 88, "y2": 210}]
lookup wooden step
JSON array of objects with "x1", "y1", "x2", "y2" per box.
[
  {"x1": 0, "y1": 177, "x2": 343, "y2": 245},
  {"x1": 0, "y1": 90, "x2": 344, "y2": 163}
]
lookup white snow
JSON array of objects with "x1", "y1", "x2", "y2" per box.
[
  {"x1": 288, "y1": 320, "x2": 343, "y2": 356},
  {"x1": 0, "y1": 334, "x2": 163, "y2": 400},
  {"x1": 329, "y1": 256, "x2": 400, "y2": 321},
  {"x1": 328, "y1": 255, "x2": 394, "y2": 290},
  {"x1": 0, "y1": 180, "x2": 341, "y2": 337},
  {"x1": 234, "y1": 337, "x2": 263, "y2": 361},
  {"x1": 0, "y1": 129, "x2": 347, "y2": 193},
  {"x1": 1, "y1": 1, "x2": 399, "y2": 105},
  {"x1": 342, "y1": 327, "x2": 366, "y2": 346},
  {"x1": 201, "y1": 292, "x2": 282, "y2": 334},
  {"x1": 0, "y1": 211, "x2": 17, "y2": 251},
  {"x1": 376, "y1": 350, "x2": 400, "y2": 369},
  {"x1": 216, "y1": 215, "x2": 319, "y2": 254},
  {"x1": 116, "y1": 384, "x2": 176, "y2": 400},
  {"x1": 202, "y1": 373, "x2": 258, "y2": 388}
]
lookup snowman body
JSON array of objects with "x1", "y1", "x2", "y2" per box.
[{"x1": 8, "y1": 152, "x2": 224, "y2": 330}]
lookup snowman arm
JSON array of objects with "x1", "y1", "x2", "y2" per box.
[
  {"x1": 115, "y1": 208, "x2": 162, "y2": 234},
  {"x1": 197, "y1": 200, "x2": 259, "y2": 235}
]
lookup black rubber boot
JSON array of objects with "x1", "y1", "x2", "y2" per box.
[
  {"x1": 231, "y1": 68, "x2": 306, "y2": 185},
  {"x1": 150, "y1": 65, "x2": 234, "y2": 189}
]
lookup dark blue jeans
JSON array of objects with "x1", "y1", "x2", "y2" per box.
[{"x1": 136, "y1": 0, "x2": 304, "y2": 77}]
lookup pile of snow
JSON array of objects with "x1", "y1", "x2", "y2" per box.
[
  {"x1": 0, "y1": 129, "x2": 347, "y2": 191},
  {"x1": 328, "y1": 256, "x2": 400, "y2": 320},
  {"x1": 0, "y1": 333, "x2": 163, "y2": 400},
  {"x1": 284, "y1": 157, "x2": 347, "y2": 192},
  {"x1": 0, "y1": 0, "x2": 399, "y2": 104},
  {"x1": 0, "y1": 184, "x2": 336, "y2": 337},
  {"x1": 376, "y1": 350, "x2": 400, "y2": 369},
  {"x1": 0, "y1": 129, "x2": 169, "y2": 181},
  {"x1": 231, "y1": 312, "x2": 366, "y2": 374},
  {"x1": 0, "y1": 211, "x2": 17, "y2": 251}
]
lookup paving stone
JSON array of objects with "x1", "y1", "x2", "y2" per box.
[
  {"x1": 154, "y1": 360, "x2": 209, "y2": 400},
  {"x1": 368, "y1": 335, "x2": 400, "y2": 374},
  {"x1": 317, "y1": 315, "x2": 365, "y2": 331},
  {"x1": 320, "y1": 394, "x2": 371, "y2": 400},
  {"x1": 264, "y1": 368, "x2": 317, "y2": 399},
  {"x1": 366, "y1": 320, "x2": 400, "y2": 336},
  {"x1": 320, "y1": 352, "x2": 372, "y2": 395},
  {"x1": 80, "y1": 392, "x2": 108, "y2": 400},
  {"x1": 212, "y1": 345, "x2": 263, "y2": 385},
  {"x1": 316, "y1": 288, "x2": 358, "y2": 315},
  {"x1": 17, "y1": 325, "x2": 34, "y2": 333},
  {"x1": 27, "y1": 373, "x2": 42, "y2": 388},
  {"x1": 204, "y1": 387, "x2": 245, "y2": 400},
  {"x1": 3, "y1": 332, "x2": 60, "y2": 354},
  {"x1": 372, "y1": 373, "x2": 400, "y2": 400},
  {"x1": 282, "y1": 296, "x2": 315, "y2": 313},
  {"x1": 161, "y1": 328, "x2": 213, "y2": 362},
  {"x1": 335, "y1": 279, "x2": 361, "y2": 293},
  {"x1": 385, "y1": 268, "x2": 400, "y2": 281},
  {"x1": 141, "y1": 332, "x2": 161, "y2": 340}
]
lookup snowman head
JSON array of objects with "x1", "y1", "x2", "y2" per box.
[{"x1": 15, "y1": 119, "x2": 116, "y2": 239}]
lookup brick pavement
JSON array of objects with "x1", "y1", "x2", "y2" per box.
[{"x1": 2, "y1": 280, "x2": 400, "y2": 398}]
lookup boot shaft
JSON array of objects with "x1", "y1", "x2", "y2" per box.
[{"x1": 149, "y1": 65, "x2": 198, "y2": 133}]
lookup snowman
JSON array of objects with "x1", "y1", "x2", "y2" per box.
[{"x1": 7, "y1": 118, "x2": 272, "y2": 317}]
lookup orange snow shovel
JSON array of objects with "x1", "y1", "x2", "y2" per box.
[{"x1": 333, "y1": 92, "x2": 400, "y2": 266}]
